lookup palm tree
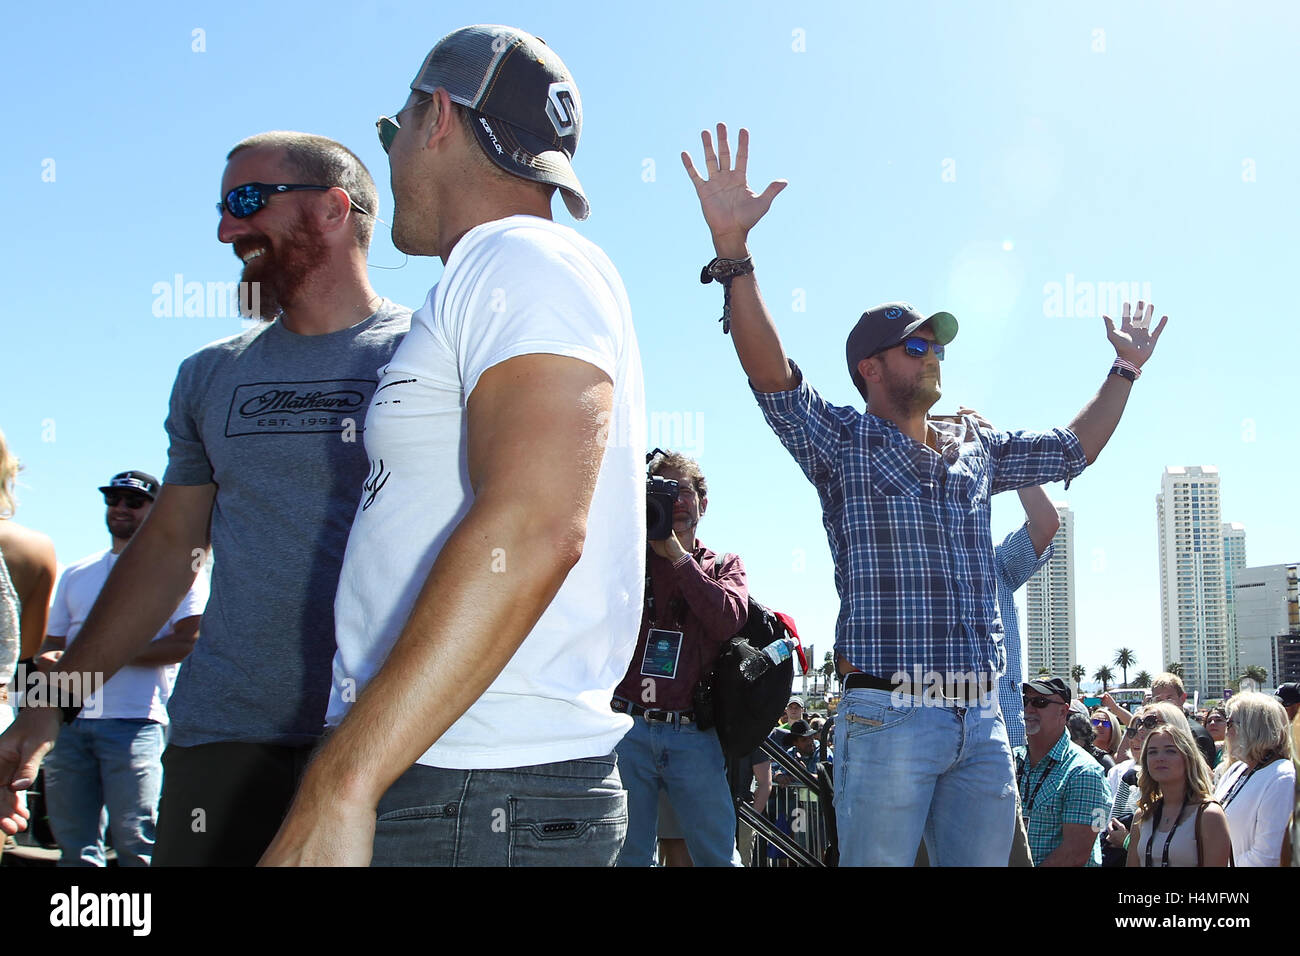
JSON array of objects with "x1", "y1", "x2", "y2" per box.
[
  {"x1": 1166, "y1": 661, "x2": 1184, "y2": 678},
  {"x1": 1093, "y1": 665, "x2": 1115, "y2": 693},
  {"x1": 1037, "y1": 666, "x2": 1051, "y2": 677},
  {"x1": 1113, "y1": 648, "x2": 1137, "y2": 687},
  {"x1": 1070, "y1": 664, "x2": 1086, "y2": 696},
  {"x1": 1241, "y1": 665, "x2": 1268, "y2": 684},
  {"x1": 1133, "y1": 670, "x2": 1153, "y2": 688}
]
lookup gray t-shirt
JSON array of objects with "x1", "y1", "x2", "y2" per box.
[{"x1": 163, "y1": 303, "x2": 410, "y2": 747}]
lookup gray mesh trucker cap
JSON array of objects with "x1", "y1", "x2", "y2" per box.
[{"x1": 411, "y1": 25, "x2": 589, "y2": 220}]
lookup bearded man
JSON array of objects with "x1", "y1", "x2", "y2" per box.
[{"x1": 0, "y1": 132, "x2": 411, "y2": 865}]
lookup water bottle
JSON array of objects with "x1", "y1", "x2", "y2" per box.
[{"x1": 740, "y1": 637, "x2": 795, "y2": 682}]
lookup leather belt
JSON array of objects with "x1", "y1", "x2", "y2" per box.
[
  {"x1": 611, "y1": 697, "x2": 695, "y2": 726},
  {"x1": 843, "y1": 671, "x2": 994, "y2": 706}
]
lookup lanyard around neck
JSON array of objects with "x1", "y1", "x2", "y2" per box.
[{"x1": 1144, "y1": 798, "x2": 1187, "y2": 868}]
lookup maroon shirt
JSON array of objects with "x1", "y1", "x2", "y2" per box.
[{"x1": 613, "y1": 543, "x2": 748, "y2": 712}]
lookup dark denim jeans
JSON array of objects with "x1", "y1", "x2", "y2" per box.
[{"x1": 372, "y1": 753, "x2": 626, "y2": 866}]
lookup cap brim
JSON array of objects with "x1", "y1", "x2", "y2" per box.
[
  {"x1": 925, "y1": 311, "x2": 959, "y2": 345},
  {"x1": 467, "y1": 112, "x2": 589, "y2": 221},
  {"x1": 97, "y1": 485, "x2": 156, "y2": 499}
]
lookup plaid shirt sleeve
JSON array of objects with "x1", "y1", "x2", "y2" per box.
[
  {"x1": 751, "y1": 361, "x2": 848, "y2": 485},
  {"x1": 981, "y1": 426, "x2": 1088, "y2": 495},
  {"x1": 1061, "y1": 762, "x2": 1113, "y2": 828},
  {"x1": 995, "y1": 524, "x2": 1054, "y2": 593}
]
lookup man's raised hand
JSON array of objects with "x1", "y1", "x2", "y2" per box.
[
  {"x1": 1103, "y1": 300, "x2": 1168, "y2": 369},
  {"x1": 681, "y1": 124, "x2": 787, "y2": 251}
]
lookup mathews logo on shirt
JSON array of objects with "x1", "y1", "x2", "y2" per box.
[{"x1": 225, "y1": 379, "x2": 377, "y2": 436}]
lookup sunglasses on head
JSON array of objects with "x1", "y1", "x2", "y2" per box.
[
  {"x1": 104, "y1": 493, "x2": 148, "y2": 510},
  {"x1": 1127, "y1": 715, "x2": 1165, "y2": 733},
  {"x1": 1023, "y1": 695, "x2": 1064, "y2": 709}
]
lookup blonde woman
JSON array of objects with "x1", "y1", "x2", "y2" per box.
[
  {"x1": 1090, "y1": 706, "x2": 1121, "y2": 760},
  {"x1": 1212, "y1": 692, "x2": 1296, "y2": 866},
  {"x1": 0, "y1": 428, "x2": 58, "y2": 853},
  {"x1": 1126, "y1": 720, "x2": 1230, "y2": 866},
  {"x1": 0, "y1": 427, "x2": 57, "y2": 730}
]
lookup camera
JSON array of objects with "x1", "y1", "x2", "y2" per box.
[{"x1": 646, "y1": 475, "x2": 679, "y2": 540}]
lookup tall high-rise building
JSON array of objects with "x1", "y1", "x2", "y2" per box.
[
  {"x1": 1234, "y1": 563, "x2": 1300, "y2": 688},
  {"x1": 1025, "y1": 503, "x2": 1075, "y2": 680},
  {"x1": 1157, "y1": 466, "x2": 1230, "y2": 699},
  {"x1": 1222, "y1": 522, "x2": 1248, "y2": 675}
]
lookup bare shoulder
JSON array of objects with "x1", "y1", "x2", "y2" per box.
[
  {"x1": 0, "y1": 519, "x2": 57, "y2": 578},
  {"x1": 1199, "y1": 801, "x2": 1229, "y2": 823}
]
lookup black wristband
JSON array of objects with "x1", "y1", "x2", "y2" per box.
[{"x1": 1109, "y1": 364, "x2": 1137, "y2": 383}]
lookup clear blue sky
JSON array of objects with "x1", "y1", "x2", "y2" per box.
[{"x1": 3, "y1": 1, "x2": 1297, "y2": 687}]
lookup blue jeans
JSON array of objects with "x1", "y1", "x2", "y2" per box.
[
  {"x1": 371, "y1": 754, "x2": 626, "y2": 866},
  {"x1": 615, "y1": 718, "x2": 742, "y2": 867},
  {"x1": 43, "y1": 717, "x2": 166, "y2": 867},
  {"x1": 832, "y1": 688, "x2": 1015, "y2": 866}
]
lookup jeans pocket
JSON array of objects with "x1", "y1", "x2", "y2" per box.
[
  {"x1": 840, "y1": 689, "x2": 916, "y2": 740},
  {"x1": 373, "y1": 801, "x2": 460, "y2": 867},
  {"x1": 506, "y1": 791, "x2": 628, "y2": 867}
]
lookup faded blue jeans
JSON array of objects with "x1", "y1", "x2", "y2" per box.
[
  {"x1": 615, "y1": 718, "x2": 742, "y2": 867},
  {"x1": 833, "y1": 688, "x2": 1015, "y2": 866},
  {"x1": 371, "y1": 753, "x2": 626, "y2": 866},
  {"x1": 43, "y1": 717, "x2": 165, "y2": 867}
]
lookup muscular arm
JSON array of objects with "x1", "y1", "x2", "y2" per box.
[
  {"x1": 683, "y1": 125, "x2": 795, "y2": 393},
  {"x1": 1016, "y1": 486, "x2": 1060, "y2": 557},
  {"x1": 127, "y1": 615, "x2": 201, "y2": 666},
  {"x1": 261, "y1": 354, "x2": 614, "y2": 865}
]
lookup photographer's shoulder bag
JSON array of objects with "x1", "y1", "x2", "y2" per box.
[{"x1": 701, "y1": 554, "x2": 801, "y2": 759}]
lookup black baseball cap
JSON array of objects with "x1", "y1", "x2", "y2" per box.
[
  {"x1": 409, "y1": 25, "x2": 589, "y2": 220},
  {"x1": 845, "y1": 302, "x2": 959, "y2": 394},
  {"x1": 98, "y1": 471, "x2": 160, "y2": 500},
  {"x1": 1022, "y1": 677, "x2": 1071, "y2": 704},
  {"x1": 1275, "y1": 683, "x2": 1300, "y2": 707}
]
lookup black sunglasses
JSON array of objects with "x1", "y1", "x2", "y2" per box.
[
  {"x1": 104, "y1": 493, "x2": 148, "y2": 510},
  {"x1": 217, "y1": 183, "x2": 332, "y2": 219},
  {"x1": 1091, "y1": 718, "x2": 1111, "y2": 728},
  {"x1": 1023, "y1": 696, "x2": 1063, "y2": 710}
]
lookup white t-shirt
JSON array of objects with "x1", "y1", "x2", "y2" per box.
[
  {"x1": 47, "y1": 549, "x2": 210, "y2": 724},
  {"x1": 328, "y1": 215, "x2": 645, "y2": 769}
]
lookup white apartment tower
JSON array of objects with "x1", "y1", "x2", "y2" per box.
[
  {"x1": 1157, "y1": 467, "x2": 1230, "y2": 699},
  {"x1": 1222, "y1": 522, "x2": 1248, "y2": 675},
  {"x1": 1025, "y1": 503, "x2": 1075, "y2": 680}
]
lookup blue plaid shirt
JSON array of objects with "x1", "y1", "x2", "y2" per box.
[
  {"x1": 995, "y1": 525, "x2": 1054, "y2": 747},
  {"x1": 753, "y1": 363, "x2": 1086, "y2": 682}
]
